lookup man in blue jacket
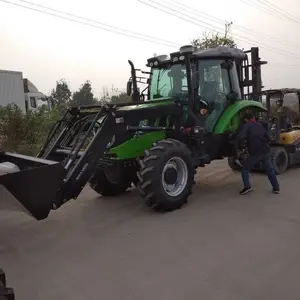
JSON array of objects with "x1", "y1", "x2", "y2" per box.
[{"x1": 237, "y1": 111, "x2": 280, "y2": 195}]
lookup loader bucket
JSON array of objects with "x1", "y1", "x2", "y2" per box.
[{"x1": 0, "y1": 152, "x2": 66, "y2": 220}]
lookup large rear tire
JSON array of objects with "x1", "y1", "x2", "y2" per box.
[
  {"x1": 270, "y1": 146, "x2": 289, "y2": 175},
  {"x1": 89, "y1": 169, "x2": 131, "y2": 196},
  {"x1": 137, "y1": 139, "x2": 195, "y2": 211}
]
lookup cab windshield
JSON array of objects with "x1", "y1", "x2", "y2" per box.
[
  {"x1": 149, "y1": 63, "x2": 187, "y2": 99},
  {"x1": 149, "y1": 59, "x2": 240, "y2": 131}
]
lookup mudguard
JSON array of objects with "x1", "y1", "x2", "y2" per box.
[{"x1": 213, "y1": 100, "x2": 267, "y2": 134}]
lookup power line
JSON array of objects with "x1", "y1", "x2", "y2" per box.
[
  {"x1": 145, "y1": 0, "x2": 300, "y2": 58},
  {"x1": 239, "y1": 0, "x2": 290, "y2": 21},
  {"x1": 162, "y1": 0, "x2": 300, "y2": 48},
  {"x1": 18, "y1": 0, "x2": 182, "y2": 46},
  {"x1": 138, "y1": 0, "x2": 300, "y2": 59},
  {"x1": 0, "y1": 0, "x2": 181, "y2": 48},
  {"x1": 2, "y1": 0, "x2": 300, "y2": 69},
  {"x1": 258, "y1": 0, "x2": 300, "y2": 23},
  {"x1": 255, "y1": 0, "x2": 298, "y2": 22},
  {"x1": 239, "y1": 0, "x2": 300, "y2": 24}
]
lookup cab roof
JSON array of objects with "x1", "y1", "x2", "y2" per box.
[
  {"x1": 146, "y1": 46, "x2": 247, "y2": 67},
  {"x1": 192, "y1": 46, "x2": 246, "y2": 60}
]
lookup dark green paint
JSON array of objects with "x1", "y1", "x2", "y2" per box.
[
  {"x1": 116, "y1": 97, "x2": 173, "y2": 112},
  {"x1": 108, "y1": 99, "x2": 266, "y2": 160}
]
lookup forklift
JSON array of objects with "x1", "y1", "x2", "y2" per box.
[
  {"x1": 228, "y1": 88, "x2": 300, "y2": 174},
  {"x1": 262, "y1": 88, "x2": 300, "y2": 174}
]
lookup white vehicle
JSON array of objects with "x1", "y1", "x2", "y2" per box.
[{"x1": 0, "y1": 69, "x2": 49, "y2": 113}]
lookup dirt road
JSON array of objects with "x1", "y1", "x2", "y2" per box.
[{"x1": 1, "y1": 160, "x2": 300, "y2": 300}]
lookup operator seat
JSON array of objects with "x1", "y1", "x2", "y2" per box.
[{"x1": 201, "y1": 81, "x2": 218, "y2": 109}]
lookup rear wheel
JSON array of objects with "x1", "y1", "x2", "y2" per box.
[
  {"x1": 89, "y1": 169, "x2": 131, "y2": 196},
  {"x1": 270, "y1": 146, "x2": 289, "y2": 174},
  {"x1": 137, "y1": 139, "x2": 195, "y2": 211}
]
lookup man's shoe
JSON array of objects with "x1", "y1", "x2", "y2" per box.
[
  {"x1": 273, "y1": 188, "x2": 280, "y2": 194},
  {"x1": 240, "y1": 187, "x2": 252, "y2": 195}
]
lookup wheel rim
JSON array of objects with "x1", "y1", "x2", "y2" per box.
[{"x1": 162, "y1": 157, "x2": 188, "y2": 197}]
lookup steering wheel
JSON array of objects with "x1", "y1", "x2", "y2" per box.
[
  {"x1": 171, "y1": 86, "x2": 189, "y2": 102},
  {"x1": 204, "y1": 92, "x2": 226, "y2": 112},
  {"x1": 181, "y1": 85, "x2": 188, "y2": 91}
]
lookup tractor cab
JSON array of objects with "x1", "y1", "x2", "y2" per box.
[
  {"x1": 146, "y1": 47, "x2": 245, "y2": 132},
  {"x1": 127, "y1": 46, "x2": 267, "y2": 134},
  {"x1": 147, "y1": 51, "x2": 239, "y2": 131}
]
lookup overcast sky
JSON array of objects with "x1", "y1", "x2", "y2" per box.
[{"x1": 0, "y1": 0, "x2": 300, "y2": 98}]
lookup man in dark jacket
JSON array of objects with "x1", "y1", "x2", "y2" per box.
[{"x1": 236, "y1": 111, "x2": 280, "y2": 195}]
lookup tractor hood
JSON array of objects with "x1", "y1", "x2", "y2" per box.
[
  {"x1": 116, "y1": 97, "x2": 174, "y2": 112},
  {"x1": 115, "y1": 98, "x2": 179, "y2": 119}
]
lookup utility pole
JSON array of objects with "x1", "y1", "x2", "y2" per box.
[{"x1": 225, "y1": 21, "x2": 233, "y2": 38}]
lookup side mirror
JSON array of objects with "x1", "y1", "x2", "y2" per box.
[
  {"x1": 227, "y1": 92, "x2": 238, "y2": 103},
  {"x1": 191, "y1": 71, "x2": 200, "y2": 91},
  {"x1": 126, "y1": 81, "x2": 132, "y2": 96},
  {"x1": 221, "y1": 60, "x2": 234, "y2": 70}
]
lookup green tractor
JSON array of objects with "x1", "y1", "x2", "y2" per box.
[{"x1": 0, "y1": 45, "x2": 266, "y2": 220}]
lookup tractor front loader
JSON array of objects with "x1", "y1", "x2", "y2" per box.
[
  {"x1": 0, "y1": 100, "x2": 182, "y2": 220},
  {"x1": 0, "y1": 45, "x2": 266, "y2": 220}
]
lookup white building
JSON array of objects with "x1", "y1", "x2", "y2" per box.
[{"x1": 0, "y1": 69, "x2": 47, "y2": 113}]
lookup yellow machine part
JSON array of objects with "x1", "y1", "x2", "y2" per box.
[{"x1": 279, "y1": 129, "x2": 300, "y2": 144}]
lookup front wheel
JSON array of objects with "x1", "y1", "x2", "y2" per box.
[{"x1": 137, "y1": 139, "x2": 195, "y2": 211}]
